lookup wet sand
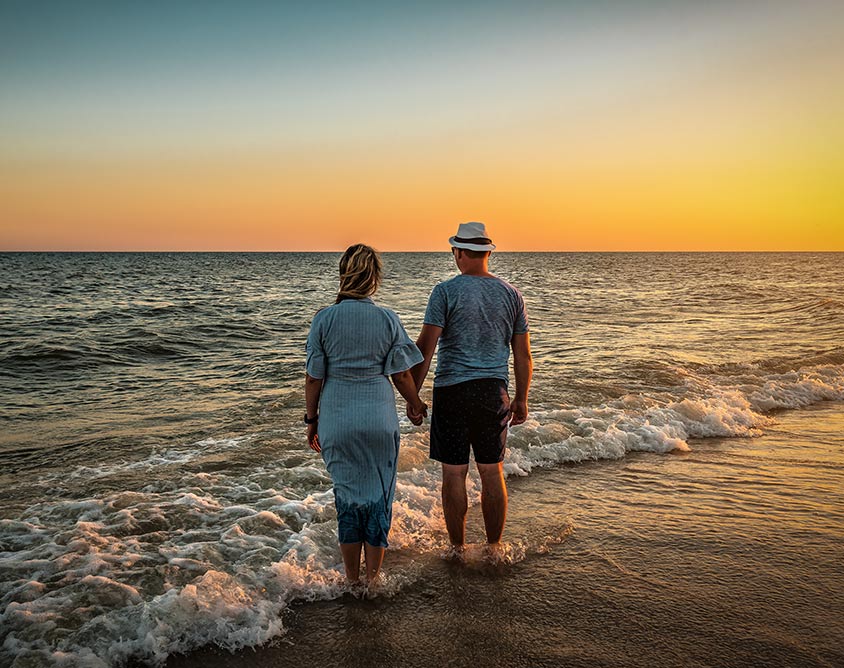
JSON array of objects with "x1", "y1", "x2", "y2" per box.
[{"x1": 166, "y1": 402, "x2": 844, "y2": 668}]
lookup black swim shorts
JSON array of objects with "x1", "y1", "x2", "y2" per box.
[{"x1": 430, "y1": 378, "x2": 511, "y2": 466}]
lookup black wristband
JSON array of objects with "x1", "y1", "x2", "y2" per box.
[{"x1": 304, "y1": 413, "x2": 319, "y2": 425}]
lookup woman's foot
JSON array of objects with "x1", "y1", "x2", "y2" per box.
[
  {"x1": 364, "y1": 571, "x2": 384, "y2": 597},
  {"x1": 345, "y1": 577, "x2": 365, "y2": 597},
  {"x1": 340, "y1": 542, "x2": 363, "y2": 583},
  {"x1": 363, "y1": 543, "x2": 385, "y2": 582}
]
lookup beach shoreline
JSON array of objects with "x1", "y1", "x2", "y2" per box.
[{"x1": 163, "y1": 401, "x2": 844, "y2": 668}]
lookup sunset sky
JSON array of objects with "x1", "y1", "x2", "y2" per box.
[{"x1": 1, "y1": 1, "x2": 842, "y2": 251}]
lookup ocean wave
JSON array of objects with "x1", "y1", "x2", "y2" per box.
[
  {"x1": 138, "y1": 302, "x2": 200, "y2": 316},
  {"x1": 107, "y1": 340, "x2": 202, "y2": 362},
  {"x1": 0, "y1": 335, "x2": 207, "y2": 375},
  {"x1": 1, "y1": 361, "x2": 843, "y2": 666},
  {"x1": 684, "y1": 348, "x2": 844, "y2": 377},
  {"x1": 765, "y1": 298, "x2": 844, "y2": 314},
  {"x1": 0, "y1": 435, "x2": 577, "y2": 666},
  {"x1": 0, "y1": 468, "x2": 571, "y2": 667},
  {"x1": 47, "y1": 435, "x2": 260, "y2": 483},
  {"x1": 0, "y1": 343, "x2": 112, "y2": 372},
  {"x1": 184, "y1": 321, "x2": 273, "y2": 341},
  {"x1": 505, "y1": 362, "x2": 843, "y2": 475}
]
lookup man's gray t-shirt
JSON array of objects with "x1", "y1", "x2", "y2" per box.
[{"x1": 423, "y1": 274, "x2": 529, "y2": 388}]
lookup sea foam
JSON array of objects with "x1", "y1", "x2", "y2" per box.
[{"x1": 1, "y1": 362, "x2": 843, "y2": 666}]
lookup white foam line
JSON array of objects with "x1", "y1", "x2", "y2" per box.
[
  {"x1": 43, "y1": 434, "x2": 258, "y2": 483},
  {"x1": 2, "y1": 362, "x2": 841, "y2": 666}
]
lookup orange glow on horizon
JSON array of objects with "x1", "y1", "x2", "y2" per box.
[{"x1": 3, "y1": 121, "x2": 841, "y2": 252}]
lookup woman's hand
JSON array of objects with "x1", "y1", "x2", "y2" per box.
[
  {"x1": 304, "y1": 373, "x2": 323, "y2": 452},
  {"x1": 307, "y1": 423, "x2": 321, "y2": 452},
  {"x1": 406, "y1": 400, "x2": 428, "y2": 426},
  {"x1": 392, "y1": 370, "x2": 428, "y2": 425}
]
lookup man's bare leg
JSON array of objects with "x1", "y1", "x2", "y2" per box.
[
  {"x1": 477, "y1": 462, "x2": 508, "y2": 545},
  {"x1": 363, "y1": 543, "x2": 385, "y2": 583},
  {"x1": 441, "y1": 463, "x2": 469, "y2": 549},
  {"x1": 339, "y1": 542, "x2": 362, "y2": 583}
]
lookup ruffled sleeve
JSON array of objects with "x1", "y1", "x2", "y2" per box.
[
  {"x1": 305, "y1": 314, "x2": 327, "y2": 379},
  {"x1": 383, "y1": 311, "x2": 423, "y2": 375},
  {"x1": 384, "y1": 341, "x2": 423, "y2": 376}
]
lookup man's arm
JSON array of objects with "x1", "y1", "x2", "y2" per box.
[
  {"x1": 411, "y1": 324, "x2": 443, "y2": 391},
  {"x1": 391, "y1": 370, "x2": 428, "y2": 425},
  {"x1": 510, "y1": 332, "x2": 532, "y2": 425}
]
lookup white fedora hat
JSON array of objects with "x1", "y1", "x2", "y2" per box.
[{"x1": 448, "y1": 221, "x2": 496, "y2": 251}]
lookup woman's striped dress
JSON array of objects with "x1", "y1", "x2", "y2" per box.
[{"x1": 305, "y1": 297, "x2": 422, "y2": 547}]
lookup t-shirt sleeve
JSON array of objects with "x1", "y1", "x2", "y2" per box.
[
  {"x1": 423, "y1": 284, "x2": 447, "y2": 328},
  {"x1": 513, "y1": 290, "x2": 529, "y2": 335},
  {"x1": 383, "y1": 311, "x2": 424, "y2": 375},
  {"x1": 305, "y1": 313, "x2": 326, "y2": 379}
]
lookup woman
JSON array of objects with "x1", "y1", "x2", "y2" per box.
[{"x1": 305, "y1": 244, "x2": 427, "y2": 584}]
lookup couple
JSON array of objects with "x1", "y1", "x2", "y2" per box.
[{"x1": 305, "y1": 222, "x2": 532, "y2": 584}]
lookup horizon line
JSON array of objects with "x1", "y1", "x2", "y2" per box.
[{"x1": 1, "y1": 249, "x2": 843, "y2": 254}]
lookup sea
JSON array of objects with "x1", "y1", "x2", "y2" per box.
[{"x1": 1, "y1": 252, "x2": 843, "y2": 667}]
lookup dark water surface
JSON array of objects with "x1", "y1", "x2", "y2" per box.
[{"x1": 1, "y1": 252, "x2": 843, "y2": 666}]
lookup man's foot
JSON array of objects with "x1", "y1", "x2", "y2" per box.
[
  {"x1": 441, "y1": 544, "x2": 466, "y2": 562},
  {"x1": 483, "y1": 542, "x2": 506, "y2": 564}
]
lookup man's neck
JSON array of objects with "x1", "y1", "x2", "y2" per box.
[{"x1": 460, "y1": 264, "x2": 493, "y2": 277}]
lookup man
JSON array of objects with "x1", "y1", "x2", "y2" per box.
[{"x1": 409, "y1": 221, "x2": 532, "y2": 557}]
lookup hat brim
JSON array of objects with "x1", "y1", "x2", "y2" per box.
[{"x1": 449, "y1": 236, "x2": 496, "y2": 251}]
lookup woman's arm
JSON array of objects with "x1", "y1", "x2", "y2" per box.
[
  {"x1": 391, "y1": 370, "x2": 427, "y2": 425},
  {"x1": 305, "y1": 373, "x2": 323, "y2": 452}
]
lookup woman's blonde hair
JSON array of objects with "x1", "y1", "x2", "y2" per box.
[{"x1": 336, "y1": 244, "x2": 382, "y2": 303}]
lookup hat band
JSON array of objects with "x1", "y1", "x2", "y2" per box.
[{"x1": 454, "y1": 236, "x2": 492, "y2": 245}]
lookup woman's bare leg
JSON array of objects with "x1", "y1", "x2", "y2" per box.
[
  {"x1": 339, "y1": 542, "x2": 362, "y2": 583},
  {"x1": 363, "y1": 543, "x2": 385, "y2": 582}
]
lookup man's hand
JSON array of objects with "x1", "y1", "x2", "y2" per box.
[
  {"x1": 406, "y1": 401, "x2": 428, "y2": 426},
  {"x1": 307, "y1": 423, "x2": 321, "y2": 452},
  {"x1": 509, "y1": 399, "x2": 528, "y2": 426},
  {"x1": 510, "y1": 332, "x2": 532, "y2": 427}
]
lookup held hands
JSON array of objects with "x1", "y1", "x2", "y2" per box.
[
  {"x1": 307, "y1": 422, "x2": 321, "y2": 453},
  {"x1": 406, "y1": 400, "x2": 428, "y2": 426},
  {"x1": 509, "y1": 399, "x2": 528, "y2": 426}
]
